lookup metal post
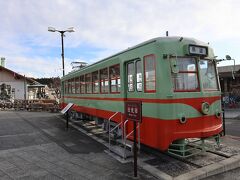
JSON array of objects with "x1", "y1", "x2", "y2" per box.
[
  {"x1": 66, "y1": 110, "x2": 69, "y2": 130},
  {"x1": 24, "y1": 75, "x2": 26, "y2": 100},
  {"x1": 221, "y1": 93, "x2": 226, "y2": 136},
  {"x1": 60, "y1": 32, "x2": 65, "y2": 77},
  {"x1": 24, "y1": 75, "x2": 27, "y2": 109},
  {"x1": 133, "y1": 121, "x2": 137, "y2": 177}
]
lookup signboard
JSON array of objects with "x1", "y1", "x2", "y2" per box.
[
  {"x1": 61, "y1": 103, "x2": 74, "y2": 114},
  {"x1": 125, "y1": 101, "x2": 142, "y2": 123}
]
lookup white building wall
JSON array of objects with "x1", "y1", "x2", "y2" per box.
[
  {"x1": 4, "y1": 81, "x2": 26, "y2": 99},
  {"x1": 0, "y1": 70, "x2": 28, "y2": 100}
]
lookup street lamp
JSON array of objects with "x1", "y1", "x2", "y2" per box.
[{"x1": 48, "y1": 27, "x2": 75, "y2": 76}]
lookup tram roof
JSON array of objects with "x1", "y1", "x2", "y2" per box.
[{"x1": 62, "y1": 36, "x2": 206, "y2": 80}]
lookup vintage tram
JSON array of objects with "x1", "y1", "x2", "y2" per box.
[{"x1": 61, "y1": 37, "x2": 222, "y2": 153}]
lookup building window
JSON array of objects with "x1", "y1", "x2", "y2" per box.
[
  {"x1": 144, "y1": 55, "x2": 156, "y2": 92},
  {"x1": 75, "y1": 77, "x2": 80, "y2": 94},
  {"x1": 110, "y1": 64, "x2": 120, "y2": 93},
  {"x1": 100, "y1": 68, "x2": 109, "y2": 93},
  {"x1": 85, "y1": 73, "x2": 92, "y2": 93},
  {"x1": 92, "y1": 71, "x2": 99, "y2": 93},
  {"x1": 80, "y1": 75, "x2": 85, "y2": 94}
]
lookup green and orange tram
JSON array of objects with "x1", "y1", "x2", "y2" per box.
[{"x1": 61, "y1": 36, "x2": 222, "y2": 153}]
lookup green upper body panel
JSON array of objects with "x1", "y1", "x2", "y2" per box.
[{"x1": 61, "y1": 37, "x2": 221, "y2": 119}]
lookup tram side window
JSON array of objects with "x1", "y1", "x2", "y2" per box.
[
  {"x1": 64, "y1": 81, "x2": 68, "y2": 94},
  {"x1": 100, "y1": 68, "x2": 109, "y2": 93},
  {"x1": 136, "y1": 61, "x2": 142, "y2": 92},
  {"x1": 144, "y1": 55, "x2": 156, "y2": 92},
  {"x1": 68, "y1": 80, "x2": 72, "y2": 94},
  {"x1": 92, "y1": 71, "x2": 99, "y2": 93},
  {"x1": 85, "y1": 73, "x2": 92, "y2": 93},
  {"x1": 110, "y1": 64, "x2": 121, "y2": 93},
  {"x1": 75, "y1": 77, "x2": 80, "y2": 94},
  {"x1": 80, "y1": 75, "x2": 85, "y2": 94},
  {"x1": 127, "y1": 63, "x2": 134, "y2": 92},
  {"x1": 71, "y1": 78, "x2": 75, "y2": 94}
]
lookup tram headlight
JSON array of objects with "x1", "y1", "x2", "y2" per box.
[
  {"x1": 215, "y1": 111, "x2": 221, "y2": 118},
  {"x1": 201, "y1": 102, "x2": 210, "y2": 115}
]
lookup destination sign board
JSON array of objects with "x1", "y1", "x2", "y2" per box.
[{"x1": 125, "y1": 101, "x2": 142, "y2": 123}]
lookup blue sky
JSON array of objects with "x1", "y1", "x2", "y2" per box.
[{"x1": 0, "y1": 0, "x2": 240, "y2": 78}]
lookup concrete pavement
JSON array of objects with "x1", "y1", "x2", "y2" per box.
[
  {"x1": 1, "y1": 110, "x2": 240, "y2": 180},
  {"x1": 0, "y1": 111, "x2": 157, "y2": 180},
  {"x1": 224, "y1": 108, "x2": 240, "y2": 119}
]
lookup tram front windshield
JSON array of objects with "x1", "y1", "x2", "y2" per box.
[
  {"x1": 199, "y1": 59, "x2": 219, "y2": 91},
  {"x1": 171, "y1": 57, "x2": 219, "y2": 91}
]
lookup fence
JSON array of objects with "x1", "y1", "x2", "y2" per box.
[
  {"x1": 0, "y1": 99, "x2": 60, "y2": 112},
  {"x1": 222, "y1": 89, "x2": 240, "y2": 109}
]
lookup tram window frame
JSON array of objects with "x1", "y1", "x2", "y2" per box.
[
  {"x1": 100, "y1": 68, "x2": 109, "y2": 94},
  {"x1": 172, "y1": 57, "x2": 200, "y2": 92},
  {"x1": 71, "y1": 78, "x2": 75, "y2": 94},
  {"x1": 92, "y1": 71, "x2": 99, "y2": 94},
  {"x1": 136, "y1": 60, "x2": 143, "y2": 92},
  {"x1": 85, "y1": 73, "x2": 92, "y2": 94},
  {"x1": 199, "y1": 59, "x2": 219, "y2": 91},
  {"x1": 127, "y1": 62, "x2": 135, "y2": 92},
  {"x1": 68, "y1": 79, "x2": 72, "y2": 94},
  {"x1": 75, "y1": 77, "x2": 80, "y2": 94},
  {"x1": 144, "y1": 54, "x2": 156, "y2": 93},
  {"x1": 80, "y1": 75, "x2": 85, "y2": 94},
  {"x1": 109, "y1": 64, "x2": 121, "y2": 94},
  {"x1": 64, "y1": 81, "x2": 68, "y2": 94}
]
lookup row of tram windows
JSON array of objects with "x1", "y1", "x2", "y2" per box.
[
  {"x1": 64, "y1": 64, "x2": 121, "y2": 94},
  {"x1": 64, "y1": 55, "x2": 157, "y2": 94}
]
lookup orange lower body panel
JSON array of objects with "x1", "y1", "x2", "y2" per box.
[{"x1": 61, "y1": 103, "x2": 223, "y2": 151}]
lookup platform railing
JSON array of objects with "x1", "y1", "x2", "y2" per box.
[
  {"x1": 123, "y1": 120, "x2": 140, "y2": 159},
  {"x1": 108, "y1": 112, "x2": 122, "y2": 151}
]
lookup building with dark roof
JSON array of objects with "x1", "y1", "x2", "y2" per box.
[
  {"x1": 0, "y1": 61, "x2": 45, "y2": 100},
  {"x1": 218, "y1": 64, "x2": 240, "y2": 108}
]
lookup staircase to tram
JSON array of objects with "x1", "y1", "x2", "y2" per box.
[{"x1": 107, "y1": 112, "x2": 141, "y2": 159}]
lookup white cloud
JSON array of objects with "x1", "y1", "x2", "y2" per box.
[{"x1": 0, "y1": 0, "x2": 240, "y2": 77}]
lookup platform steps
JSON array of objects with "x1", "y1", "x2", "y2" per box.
[
  {"x1": 68, "y1": 110, "x2": 139, "y2": 159},
  {"x1": 107, "y1": 112, "x2": 140, "y2": 159}
]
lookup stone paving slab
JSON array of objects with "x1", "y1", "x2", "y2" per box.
[
  {"x1": 63, "y1": 113, "x2": 240, "y2": 180},
  {"x1": 0, "y1": 111, "x2": 157, "y2": 180},
  {"x1": 1, "y1": 111, "x2": 240, "y2": 180}
]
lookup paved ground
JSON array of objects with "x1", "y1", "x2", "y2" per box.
[
  {"x1": 1, "y1": 110, "x2": 240, "y2": 180},
  {"x1": 201, "y1": 109, "x2": 240, "y2": 180},
  {"x1": 223, "y1": 109, "x2": 240, "y2": 137},
  {"x1": 0, "y1": 111, "x2": 157, "y2": 180},
  {"x1": 224, "y1": 108, "x2": 240, "y2": 119}
]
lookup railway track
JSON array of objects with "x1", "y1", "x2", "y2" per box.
[{"x1": 66, "y1": 117, "x2": 231, "y2": 173}]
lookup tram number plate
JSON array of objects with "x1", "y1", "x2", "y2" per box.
[{"x1": 125, "y1": 101, "x2": 142, "y2": 123}]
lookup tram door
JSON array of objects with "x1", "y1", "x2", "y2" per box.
[
  {"x1": 125, "y1": 59, "x2": 143, "y2": 138},
  {"x1": 125, "y1": 59, "x2": 143, "y2": 100}
]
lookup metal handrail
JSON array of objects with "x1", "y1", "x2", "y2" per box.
[
  {"x1": 110, "y1": 122, "x2": 122, "y2": 133},
  {"x1": 126, "y1": 124, "x2": 140, "y2": 139},
  {"x1": 108, "y1": 112, "x2": 121, "y2": 151},
  {"x1": 123, "y1": 120, "x2": 140, "y2": 159},
  {"x1": 123, "y1": 119, "x2": 129, "y2": 159}
]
